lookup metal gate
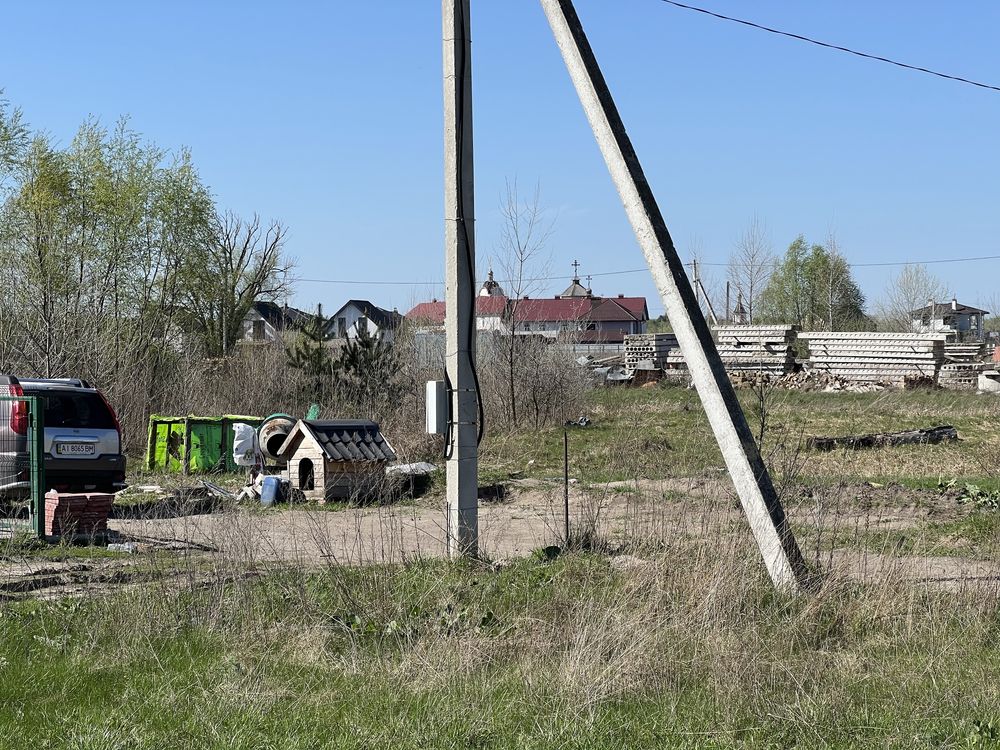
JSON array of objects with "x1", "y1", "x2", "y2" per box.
[{"x1": 0, "y1": 395, "x2": 45, "y2": 538}]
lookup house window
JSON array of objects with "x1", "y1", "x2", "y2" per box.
[
  {"x1": 522, "y1": 322, "x2": 531, "y2": 332},
  {"x1": 358, "y1": 317, "x2": 369, "y2": 335},
  {"x1": 338, "y1": 317, "x2": 347, "y2": 337},
  {"x1": 252, "y1": 320, "x2": 265, "y2": 341}
]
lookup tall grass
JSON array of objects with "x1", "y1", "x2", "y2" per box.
[
  {"x1": 2, "y1": 541, "x2": 999, "y2": 748},
  {"x1": 2, "y1": 386, "x2": 1000, "y2": 748}
]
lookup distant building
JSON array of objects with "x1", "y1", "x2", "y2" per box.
[
  {"x1": 328, "y1": 300, "x2": 402, "y2": 342},
  {"x1": 405, "y1": 296, "x2": 508, "y2": 332},
  {"x1": 730, "y1": 293, "x2": 749, "y2": 325},
  {"x1": 405, "y1": 263, "x2": 648, "y2": 343},
  {"x1": 511, "y1": 294, "x2": 647, "y2": 341},
  {"x1": 910, "y1": 299, "x2": 989, "y2": 341},
  {"x1": 242, "y1": 301, "x2": 312, "y2": 343},
  {"x1": 478, "y1": 266, "x2": 505, "y2": 297}
]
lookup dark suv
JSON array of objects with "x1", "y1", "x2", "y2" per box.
[{"x1": 0, "y1": 376, "x2": 126, "y2": 496}]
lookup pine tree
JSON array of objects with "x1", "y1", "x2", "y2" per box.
[
  {"x1": 333, "y1": 325, "x2": 398, "y2": 417},
  {"x1": 286, "y1": 305, "x2": 335, "y2": 403}
]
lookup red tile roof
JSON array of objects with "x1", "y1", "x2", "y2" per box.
[
  {"x1": 405, "y1": 295, "x2": 648, "y2": 324},
  {"x1": 586, "y1": 298, "x2": 642, "y2": 322},
  {"x1": 512, "y1": 296, "x2": 648, "y2": 323},
  {"x1": 511, "y1": 297, "x2": 592, "y2": 322},
  {"x1": 406, "y1": 296, "x2": 507, "y2": 324}
]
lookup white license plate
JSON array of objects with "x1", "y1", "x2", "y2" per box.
[{"x1": 57, "y1": 443, "x2": 96, "y2": 456}]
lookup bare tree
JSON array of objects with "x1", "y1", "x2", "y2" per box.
[
  {"x1": 494, "y1": 179, "x2": 552, "y2": 429},
  {"x1": 727, "y1": 215, "x2": 774, "y2": 324},
  {"x1": 178, "y1": 211, "x2": 295, "y2": 355},
  {"x1": 876, "y1": 264, "x2": 950, "y2": 332}
]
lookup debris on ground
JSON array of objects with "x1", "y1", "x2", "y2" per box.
[
  {"x1": 902, "y1": 375, "x2": 938, "y2": 390},
  {"x1": 387, "y1": 462, "x2": 439, "y2": 498},
  {"x1": 807, "y1": 425, "x2": 959, "y2": 451},
  {"x1": 729, "y1": 369, "x2": 892, "y2": 393},
  {"x1": 564, "y1": 415, "x2": 591, "y2": 428},
  {"x1": 979, "y1": 370, "x2": 1000, "y2": 394},
  {"x1": 202, "y1": 480, "x2": 236, "y2": 499},
  {"x1": 386, "y1": 462, "x2": 438, "y2": 477},
  {"x1": 123, "y1": 485, "x2": 165, "y2": 495}
]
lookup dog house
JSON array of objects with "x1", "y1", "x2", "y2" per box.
[{"x1": 276, "y1": 420, "x2": 396, "y2": 501}]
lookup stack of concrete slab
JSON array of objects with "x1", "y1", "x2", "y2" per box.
[
  {"x1": 624, "y1": 333, "x2": 684, "y2": 372},
  {"x1": 800, "y1": 332, "x2": 945, "y2": 384},
  {"x1": 940, "y1": 342, "x2": 989, "y2": 389},
  {"x1": 714, "y1": 325, "x2": 797, "y2": 376}
]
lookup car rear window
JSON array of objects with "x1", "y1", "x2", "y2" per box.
[{"x1": 29, "y1": 392, "x2": 116, "y2": 430}]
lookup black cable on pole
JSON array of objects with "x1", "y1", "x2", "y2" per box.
[
  {"x1": 658, "y1": 0, "x2": 1000, "y2": 93},
  {"x1": 455, "y1": 0, "x2": 486, "y2": 447}
]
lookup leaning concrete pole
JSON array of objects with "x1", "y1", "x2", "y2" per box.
[
  {"x1": 540, "y1": 0, "x2": 806, "y2": 590},
  {"x1": 443, "y1": 0, "x2": 479, "y2": 557}
]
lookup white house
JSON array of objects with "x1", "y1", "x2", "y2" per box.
[
  {"x1": 910, "y1": 299, "x2": 989, "y2": 341},
  {"x1": 328, "y1": 300, "x2": 403, "y2": 342},
  {"x1": 241, "y1": 301, "x2": 312, "y2": 343}
]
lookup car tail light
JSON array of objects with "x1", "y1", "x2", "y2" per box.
[
  {"x1": 8, "y1": 384, "x2": 27, "y2": 435},
  {"x1": 98, "y1": 390, "x2": 122, "y2": 438}
]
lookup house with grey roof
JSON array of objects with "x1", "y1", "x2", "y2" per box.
[
  {"x1": 327, "y1": 300, "x2": 403, "y2": 342},
  {"x1": 910, "y1": 299, "x2": 990, "y2": 341},
  {"x1": 241, "y1": 301, "x2": 312, "y2": 343}
]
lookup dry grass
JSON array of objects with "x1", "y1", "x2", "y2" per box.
[{"x1": 2, "y1": 384, "x2": 1000, "y2": 747}]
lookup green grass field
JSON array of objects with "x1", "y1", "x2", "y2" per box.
[
  {"x1": 482, "y1": 385, "x2": 1000, "y2": 488},
  {"x1": 3, "y1": 384, "x2": 1000, "y2": 748}
]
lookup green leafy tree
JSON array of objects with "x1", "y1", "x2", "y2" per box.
[
  {"x1": 757, "y1": 236, "x2": 866, "y2": 330},
  {"x1": 286, "y1": 305, "x2": 335, "y2": 404},
  {"x1": 0, "y1": 118, "x2": 213, "y2": 375}
]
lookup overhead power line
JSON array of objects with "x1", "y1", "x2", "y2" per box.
[
  {"x1": 697, "y1": 253, "x2": 1000, "y2": 269},
  {"x1": 294, "y1": 253, "x2": 1000, "y2": 287},
  {"x1": 658, "y1": 0, "x2": 1000, "y2": 94}
]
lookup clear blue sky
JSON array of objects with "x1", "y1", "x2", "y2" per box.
[{"x1": 2, "y1": 1, "x2": 998, "y2": 317}]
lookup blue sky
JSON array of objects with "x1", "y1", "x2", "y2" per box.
[{"x1": 2, "y1": 1, "x2": 998, "y2": 317}]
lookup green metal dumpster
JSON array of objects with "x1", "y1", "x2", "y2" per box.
[{"x1": 145, "y1": 414, "x2": 264, "y2": 474}]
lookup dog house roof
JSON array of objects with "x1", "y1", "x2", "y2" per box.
[{"x1": 291, "y1": 419, "x2": 396, "y2": 462}]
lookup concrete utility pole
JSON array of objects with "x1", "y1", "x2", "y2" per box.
[
  {"x1": 539, "y1": 0, "x2": 807, "y2": 590},
  {"x1": 443, "y1": 0, "x2": 478, "y2": 557}
]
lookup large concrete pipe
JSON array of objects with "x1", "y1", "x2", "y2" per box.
[{"x1": 258, "y1": 414, "x2": 295, "y2": 463}]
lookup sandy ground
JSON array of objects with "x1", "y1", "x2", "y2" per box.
[{"x1": 2, "y1": 479, "x2": 998, "y2": 600}]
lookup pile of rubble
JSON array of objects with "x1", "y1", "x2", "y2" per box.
[{"x1": 728, "y1": 369, "x2": 891, "y2": 393}]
